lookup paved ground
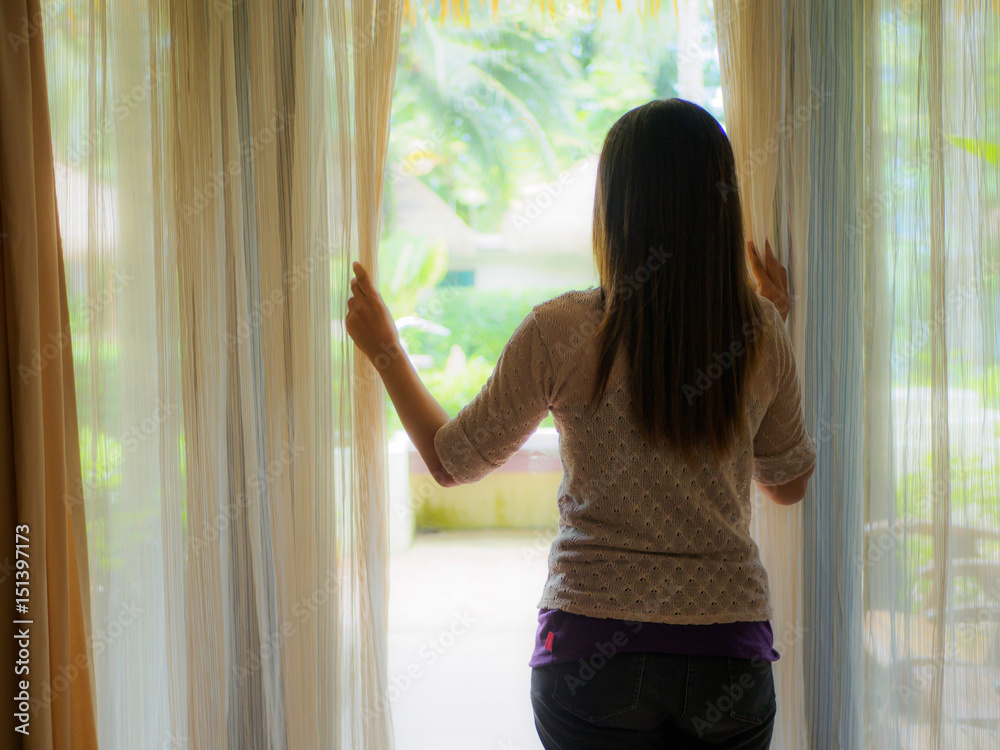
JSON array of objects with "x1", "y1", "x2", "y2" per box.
[{"x1": 387, "y1": 529, "x2": 556, "y2": 750}]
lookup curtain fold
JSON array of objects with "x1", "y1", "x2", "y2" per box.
[
  {"x1": 0, "y1": 1, "x2": 100, "y2": 748},
  {"x1": 712, "y1": 1, "x2": 812, "y2": 747},
  {"x1": 801, "y1": 0, "x2": 867, "y2": 745},
  {"x1": 42, "y1": 0, "x2": 404, "y2": 747}
]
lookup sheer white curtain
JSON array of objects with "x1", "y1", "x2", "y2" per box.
[
  {"x1": 44, "y1": 0, "x2": 402, "y2": 747},
  {"x1": 860, "y1": 1, "x2": 1000, "y2": 748},
  {"x1": 713, "y1": 1, "x2": 812, "y2": 747}
]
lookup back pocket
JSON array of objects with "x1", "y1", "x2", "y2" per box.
[
  {"x1": 726, "y1": 657, "x2": 776, "y2": 724},
  {"x1": 551, "y1": 652, "x2": 646, "y2": 723}
]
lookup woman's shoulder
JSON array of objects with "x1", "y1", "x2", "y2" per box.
[
  {"x1": 531, "y1": 287, "x2": 604, "y2": 331},
  {"x1": 745, "y1": 297, "x2": 793, "y2": 387},
  {"x1": 751, "y1": 297, "x2": 785, "y2": 342}
]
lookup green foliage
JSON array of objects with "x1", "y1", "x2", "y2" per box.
[
  {"x1": 894, "y1": 450, "x2": 1000, "y2": 614},
  {"x1": 405, "y1": 285, "x2": 570, "y2": 366},
  {"x1": 566, "y1": 41, "x2": 657, "y2": 146},
  {"x1": 968, "y1": 364, "x2": 1000, "y2": 411},
  {"x1": 78, "y1": 426, "x2": 123, "y2": 493},
  {"x1": 948, "y1": 135, "x2": 1000, "y2": 166},
  {"x1": 390, "y1": 8, "x2": 581, "y2": 230},
  {"x1": 896, "y1": 451, "x2": 1000, "y2": 524},
  {"x1": 421, "y1": 351, "x2": 497, "y2": 416},
  {"x1": 889, "y1": 450, "x2": 1000, "y2": 614},
  {"x1": 379, "y1": 229, "x2": 449, "y2": 317},
  {"x1": 385, "y1": 285, "x2": 568, "y2": 432},
  {"x1": 562, "y1": 9, "x2": 723, "y2": 147},
  {"x1": 388, "y1": 2, "x2": 722, "y2": 232}
]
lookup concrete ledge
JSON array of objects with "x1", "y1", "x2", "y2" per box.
[{"x1": 404, "y1": 428, "x2": 562, "y2": 530}]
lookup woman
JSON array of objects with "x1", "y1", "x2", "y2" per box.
[{"x1": 346, "y1": 98, "x2": 815, "y2": 749}]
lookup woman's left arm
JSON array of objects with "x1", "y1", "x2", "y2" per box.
[{"x1": 345, "y1": 261, "x2": 458, "y2": 487}]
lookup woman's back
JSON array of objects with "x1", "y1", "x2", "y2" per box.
[{"x1": 434, "y1": 285, "x2": 816, "y2": 626}]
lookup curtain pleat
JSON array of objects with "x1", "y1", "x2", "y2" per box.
[
  {"x1": 801, "y1": 0, "x2": 868, "y2": 745},
  {"x1": 0, "y1": 1, "x2": 101, "y2": 748},
  {"x1": 347, "y1": 1, "x2": 404, "y2": 746},
  {"x1": 713, "y1": 2, "x2": 812, "y2": 747}
]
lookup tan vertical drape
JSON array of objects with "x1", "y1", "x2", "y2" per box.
[{"x1": 0, "y1": 1, "x2": 99, "y2": 748}]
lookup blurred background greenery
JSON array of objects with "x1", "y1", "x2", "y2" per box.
[{"x1": 380, "y1": 0, "x2": 724, "y2": 430}]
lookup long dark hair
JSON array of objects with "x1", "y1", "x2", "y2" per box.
[{"x1": 590, "y1": 98, "x2": 767, "y2": 466}]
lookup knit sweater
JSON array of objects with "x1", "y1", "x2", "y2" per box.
[{"x1": 433, "y1": 287, "x2": 816, "y2": 625}]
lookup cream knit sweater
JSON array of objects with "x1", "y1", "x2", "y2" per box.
[{"x1": 433, "y1": 288, "x2": 816, "y2": 624}]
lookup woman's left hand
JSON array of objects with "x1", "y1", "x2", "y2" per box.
[
  {"x1": 747, "y1": 240, "x2": 791, "y2": 322},
  {"x1": 345, "y1": 261, "x2": 400, "y2": 366}
]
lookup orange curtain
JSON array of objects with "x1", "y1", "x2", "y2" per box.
[{"x1": 0, "y1": 1, "x2": 100, "y2": 747}]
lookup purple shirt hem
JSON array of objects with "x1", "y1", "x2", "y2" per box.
[{"x1": 529, "y1": 608, "x2": 780, "y2": 668}]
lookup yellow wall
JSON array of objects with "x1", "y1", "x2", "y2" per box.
[{"x1": 412, "y1": 471, "x2": 561, "y2": 529}]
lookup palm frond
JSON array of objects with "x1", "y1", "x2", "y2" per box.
[{"x1": 402, "y1": 0, "x2": 671, "y2": 26}]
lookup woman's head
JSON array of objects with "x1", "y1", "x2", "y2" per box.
[{"x1": 590, "y1": 98, "x2": 767, "y2": 464}]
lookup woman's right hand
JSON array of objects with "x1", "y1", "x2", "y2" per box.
[{"x1": 747, "y1": 240, "x2": 791, "y2": 322}]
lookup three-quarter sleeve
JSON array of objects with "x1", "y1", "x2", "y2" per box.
[
  {"x1": 433, "y1": 310, "x2": 555, "y2": 485},
  {"x1": 752, "y1": 308, "x2": 817, "y2": 486}
]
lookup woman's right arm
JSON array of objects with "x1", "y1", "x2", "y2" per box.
[
  {"x1": 749, "y1": 302, "x2": 817, "y2": 505},
  {"x1": 745, "y1": 239, "x2": 816, "y2": 505}
]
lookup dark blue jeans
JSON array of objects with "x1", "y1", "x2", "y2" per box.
[{"x1": 531, "y1": 652, "x2": 776, "y2": 749}]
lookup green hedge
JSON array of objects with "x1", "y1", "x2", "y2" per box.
[
  {"x1": 388, "y1": 285, "x2": 571, "y2": 430},
  {"x1": 405, "y1": 285, "x2": 569, "y2": 365}
]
